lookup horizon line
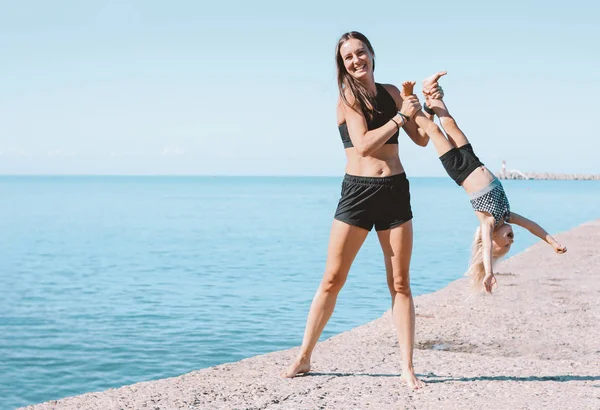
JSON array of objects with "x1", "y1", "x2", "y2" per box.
[{"x1": 0, "y1": 173, "x2": 450, "y2": 178}]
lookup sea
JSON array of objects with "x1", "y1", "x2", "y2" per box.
[{"x1": 1, "y1": 176, "x2": 599, "y2": 409}]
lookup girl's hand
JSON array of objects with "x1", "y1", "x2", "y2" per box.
[
  {"x1": 483, "y1": 272, "x2": 497, "y2": 294},
  {"x1": 552, "y1": 242, "x2": 567, "y2": 254}
]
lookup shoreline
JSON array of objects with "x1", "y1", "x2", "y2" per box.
[
  {"x1": 496, "y1": 172, "x2": 600, "y2": 181},
  {"x1": 21, "y1": 219, "x2": 600, "y2": 409}
]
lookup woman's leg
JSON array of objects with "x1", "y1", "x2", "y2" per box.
[
  {"x1": 281, "y1": 219, "x2": 369, "y2": 378},
  {"x1": 377, "y1": 220, "x2": 424, "y2": 389},
  {"x1": 422, "y1": 72, "x2": 470, "y2": 148}
]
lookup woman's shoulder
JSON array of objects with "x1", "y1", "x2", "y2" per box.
[
  {"x1": 379, "y1": 83, "x2": 401, "y2": 101},
  {"x1": 339, "y1": 87, "x2": 357, "y2": 107},
  {"x1": 379, "y1": 83, "x2": 400, "y2": 93},
  {"x1": 338, "y1": 88, "x2": 362, "y2": 117},
  {"x1": 336, "y1": 98, "x2": 345, "y2": 125}
]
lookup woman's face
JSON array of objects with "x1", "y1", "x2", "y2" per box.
[
  {"x1": 339, "y1": 38, "x2": 373, "y2": 81},
  {"x1": 492, "y1": 223, "x2": 514, "y2": 256}
]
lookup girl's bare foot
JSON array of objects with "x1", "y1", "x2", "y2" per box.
[
  {"x1": 401, "y1": 368, "x2": 425, "y2": 389},
  {"x1": 422, "y1": 71, "x2": 447, "y2": 95},
  {"x1": 280, "y1": 356, "x2": 311, "y2": 378},
  {"x1": 422, "y1": 71, "x2": 447, "y2": 111},
  {"x1": 401, "y1": 80, "x2": 416, "y2": 98}
]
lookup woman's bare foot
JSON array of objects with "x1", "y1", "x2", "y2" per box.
[
  {"x1": 401, "y1": 80, "x2": 416, "y2": 98},
  {"x1": 401, "y1": 368, "x2": 425, "y2": 389},
  {"x1": 280, "y1": 355, "x2": 311, "y2": 378},
  {"x1": 422, "y1": 71, "x2": 447, "y2": 95}
]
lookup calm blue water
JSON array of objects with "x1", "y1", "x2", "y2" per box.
[{"x1": 1, "y1": 176, "x2": 599, "y2": 409}]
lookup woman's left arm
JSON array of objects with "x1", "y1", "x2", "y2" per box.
[
  {"x1": 383, "y1": 84, "x2": 430, "y2": 147},
  {"x1": 510, "y1": 212, "x2": 567, "y2": 254},
  {"x1": 404, "y1": 117, "x2": 430, "y2": 147}
]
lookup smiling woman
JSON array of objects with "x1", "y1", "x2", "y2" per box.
[{"x1": 280, "y1": 31, "x2": 441, "y2": 389}]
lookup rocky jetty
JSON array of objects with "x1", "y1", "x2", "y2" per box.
[{"x1": 496, "y1": 161, "x2": 600, "y2": 180}]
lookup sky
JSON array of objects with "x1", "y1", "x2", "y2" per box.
[{"x1": 1, "y1": 0, "x2": 599, "y2": 176}]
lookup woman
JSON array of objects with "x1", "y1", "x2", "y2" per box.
[{"x1": 281, "y1": 31, "x2": 438, "y2": 389}]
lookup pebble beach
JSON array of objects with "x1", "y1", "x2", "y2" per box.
[{"x1": 20, "y1": 219, "x2": 600, "y2": 410}]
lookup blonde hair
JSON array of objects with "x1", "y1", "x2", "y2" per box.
[{"x1": 465, "y1": 226, "x2": 507, "y2": 292}]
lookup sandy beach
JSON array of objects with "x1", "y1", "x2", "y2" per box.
[{"x1": 20, "y1": 219, "x2": 600, "y2": 410}]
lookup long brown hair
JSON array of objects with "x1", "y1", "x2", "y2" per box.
[
  {"x1": 466, "y1": 226, "x2": 488, "y2": 292},
  {"x1": 335, "y1": 31, "x2": 376, "y2": 118}
]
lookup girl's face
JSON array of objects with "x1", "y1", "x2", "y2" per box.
[
  {"x1": 492, "y1": 223, "x2": 514, "y2": 256},
  {"x1": 339, "y1": 39, "x2": 373, "y2": 81}
]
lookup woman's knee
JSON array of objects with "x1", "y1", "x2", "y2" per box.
[
  {"x1": 391, "y1": 271, "x2": 412, "y2": 296},
  {"x1": 320, "y1": 269, "x2": 347, "y2": 294}
]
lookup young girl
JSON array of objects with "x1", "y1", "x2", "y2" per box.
[{"x1": 404, "y1": 72, "x2": 567, "y2": 293}]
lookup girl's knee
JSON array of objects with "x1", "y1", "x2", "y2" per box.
[{"x1": 441, "y1": 116, "x2": 458, "y2": 129}]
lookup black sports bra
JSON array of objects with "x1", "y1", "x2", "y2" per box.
[{"x1": 338, "y1": 83, "x2": 399, "y2": 149}]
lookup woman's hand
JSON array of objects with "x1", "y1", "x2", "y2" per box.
[
  {"x1": 400, "y1": 95, "x2": 422, "y2": 118},
  {"x1": 426, "y1": 84, "x2": 444, "y2": 100}
]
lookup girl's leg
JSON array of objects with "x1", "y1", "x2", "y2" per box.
[
  {"x1": 401, "y1": 81, "x2": 454, "y2": 157},
  {"x1": 412, "y1": 111, "x2": 454, "y2": 156},
  {"x1": 422, "y1": 72, "x2": 470, "y2": 148},
  {"x1": 377, "y1": 220, "x2": 424, "y2": 389},
  {"x1": 281, "y1": 220, "x2": 369, "y2": 378}
]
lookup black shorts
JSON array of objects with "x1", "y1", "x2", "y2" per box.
[
  {"x1": 334, "y1": 173, "x2": 413, "y2": 231},
  {"x1": 439, "y1": 143, "x2": 484, "y2": 186}
]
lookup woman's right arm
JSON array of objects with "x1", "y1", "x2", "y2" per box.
[{"x1": 342, "y1": 92, "x2": 421, "y2": 157}]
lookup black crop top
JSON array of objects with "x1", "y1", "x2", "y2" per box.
[{"x1": 338, "y1": 83, "x2": 399, "y2": 149}]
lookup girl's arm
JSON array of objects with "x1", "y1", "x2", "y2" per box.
[
  {"x1": 342, "y1": 89, "x2": 421, "y2": 157},
  {"x1": 509, "y1": 212, "x2": 567, "y2": 254},
  {"x1": 480, "y1": 217, "x2": 497, "y2": 293}
]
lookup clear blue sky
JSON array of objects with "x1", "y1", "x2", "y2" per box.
[{"x1": 1, "y1": 0, "x2": 598, "y2": 176}]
